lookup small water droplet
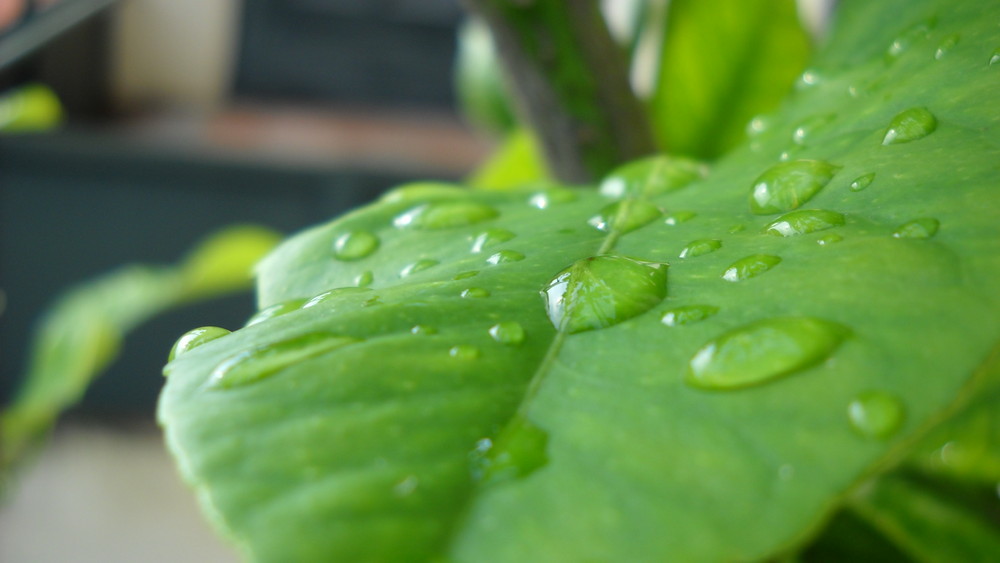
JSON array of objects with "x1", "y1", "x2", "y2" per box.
[
  {"x1": 661, "y1": 305, "x2": 719, "y2": 327},
  {"x1": 332, "y1": 230, "x2": 379, "y2": 261},
  {"x1": 394, "y1": 201, "x2": 498, "y2": 230},
  {"x1": 599, "y1": 155, "x2": 706, "y2": 198},
  {"x1": 400, "y1": 259, "x2": 439, "y2": 278},
  {"x1": 882, "y1": 107, "x2": 937, "y2": 145},
  {"x1": 169, "y1": 326, "x2": 231, "y2": 361},
  {"x1": 893, "y1": 218, "x2": 940, "y2": 239},
  {"x1": 679, "y1": 239, "x2": 722, "y2": 258},
  {"x1": 380, "y1": 181, "x2": 466, "y2": 203},
  {"x1": 588, "y1": 199, "x2": 662, "y2": 233},
  {"x1": 791, "y1": 113, "x2": 835, "y2": 146},
  {"x1": 796, "y1": 69, "x2": 821, "y2": 88},
  {"x1": 746, "y1": 115, "x2": 770, "y2": 138},
  {"x1": 763, "y1": 209, "x2": 845, "y2": 237},
  {"x1": 817, "y1": 233, "x2": 844, "y2": 246},
  {"x1": 848, "y1": 391, "x2": 905, "y2": 439},
  {"x1": 362, "y1": 296, "x2": 382, "y2": 308},
  {"x1": 728, "y1": 224, "x2": 746, "y2": 234},
  {"x1": 471, "y1": 416, "x2": 548, "y2": 484},
  {"x1": 208, "y1": 333, "x2": 358, "y2": 389},
  {"x1": 453, "y1": 270, "x2": 480, "y2": 280},
  {"x1": 487, "y1": 250, "x2": 525, "y2": 265},
  {"x1": 411, "y1": 325, "x2": 438, "y2": 335},
  {"x1": 461, "y1": 287, "x2": 491, "y2": 298},
  {"x1": 542, "y1": 255, "x2": 668, "y2": 334},
  {"x1": 990, "y1": 48, "x2": 1000, "y2": 66},
  {"x1": 885, "y1": 20, "x2": 934, "y2": 61},
  {"x1": 934, "y1": 34, "x2": 959, "y2": 59},
  {"x1": 245, "y1": 298, "x2": 308, "y2": 327},
  {"x1": 664, "y1": 211, "x2": 697, "y2": 225},
  {"x1": 749, "y1": 160, "x2": 840, "y2": 215},
  {"x1": 686, "y1": 317, "x2": 848, "y2": 390},
  {"x1": 355, "y1": 270, "x2": 374, "y2": 287},
  {"x1": 722, "y1": 255, "x2": 781, "y2": 282},
  {"x1": 393, "y1": 475, "x2": 419, "y2": 497},
  {"x1": 470, "y1": 228, "x2": 516, "y2": 253},
  {"x1": 302, "y1": 287, "x2": 372, "y2": 308},
  {"x1": 449, "y1": 345, "x2": 480, "y2": 359},
  {"x1": 488, "y1": 322, "x2": 526, "y2": 345},
  {"x1": 528, "y1": 188, "x2": 577, "y2": 209},
  {"x1": 849, "y1": 173, "x2": 875, "y2": 192}
]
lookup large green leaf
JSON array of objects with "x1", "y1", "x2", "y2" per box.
[{"x1": 159, "y1": 0, "x2": 1000, "y2": 560}]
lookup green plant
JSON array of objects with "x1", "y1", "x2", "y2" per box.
[{"x1": 7, "y1": 0, "x2": 1000, "y2": 560}]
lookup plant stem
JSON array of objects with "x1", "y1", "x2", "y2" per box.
[{"x1": 461, "y1": 0, "x2": 657, "y2": 183}]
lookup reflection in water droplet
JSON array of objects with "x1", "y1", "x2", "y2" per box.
[
  {"x1": 588, "y1": 199, "x2": 662, "y2": 234},
  {"x1": 722, "y1": 255, "x2": 781, "y2": 282},
  {"x1": 470, "y1": 416, "x2": 548, "y2": 484},
  {"x1": 599, "y1": 155, "x2": 706, "y2": 199},
  {"x1": 471, "y1": 229, "x2": 516, "y2": 253},
  {"x1": 849, "y1": 173, "x2": 875, "y2": 192},
  {"x1": 380, "y1": 182, "x2": 466, "y2": 203},
  {"x1": 763, "y1": 209, "x2": 845, "y2": 237},
  {"x1": 400, "y1": 259, "x2": 439, "y2": 278},
  {"x1": 453, "y1": 270, "x2": 480, "y2": 280},
  {"x1": 169, "y1": 327, "x2": 230, "y2": 362},
  {"x1": 750, "y1": 160, "x2": 839, "y2": 215},
  {"x1": 934, "y1": 34, "x2": 959, "y2": 59},
  {"x1": 686, "y1": 317, "x2": 848, "y2": 390},
  {"x1": 411, "y1": 325, "x2": 438, "y2": 335},
  {"x1": 489, "y1": 322, "x2": 526, "y2": 345},
  {"x1": 302, "y1": 287, "x2": 372, "y2": 309},
  {"x1": 332, "y1": 230, "x2": 379, "y2": 260},
  {"x1": 487, "y1": 250, "x2": 526, "y2": 265},
  {"x1": 245, "y1": 298, "x2": 308, "y2": 327},
  {"x1": 461, "y1": 287, "x2": 491, "y2": 298},
  {"x1": 848, "y1": 391, "x2": 905, "y2": 439},
  {"x1": 208, "y1": 333, "x2": 358, "y2": 389},
  {"x1": 394, "y1": 201, "x2": 498, "y2": 229},
  {"x1": 449, "y1": 345, "x2": 480, "y2": 360},
  {"x1": 885, "y1": 20, "x2": 934, "y2": 61},
  {"x1": 664, "y1": 211, "x2": 697, "y2": 226},
  {"x1": 661, "y1": 305, "x2": 719, "y2": 327},
  {"x1": 792, "y1": 114, "x2": 835, "y2": 146},
  {"x1": 882, "y1": 107, "x2": 937, "y2": 145},
  {"x1": 679, "y1": 239, "x2": 722, "y2": 258},
  {"x1": 817, "y1": 234, "x2": 844, "y2": 246},
  {"x1": 528, "y1": 188, "x2": 577, "y2": 209},
  {"x1": 542, "y1": 255, "x2": 668, "y2": 334},
  {"x1": 893, "y1": 218, "x2": 940, "y2": 239},
  {"x1": 990, "y1": 48, "x2": 1000, "y2": 66},
  {"x1": 355, "y1": 270, "x2": 374, "y2": 287}
]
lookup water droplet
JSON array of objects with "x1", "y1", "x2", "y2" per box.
[
  {"x1": 722, "y1": 255, "x2": 781, "y2": 282},
  {"x1": 169, "y1": 326, "x2": 230, "y2": 361},
  {"x1": 393, "y1": 475, "x2": 419, "y2": 497},
  {"x1": 461, "y1": 287, "x2": 491, "y2": 298},
  {"x1": 302, "y1": 287, "x2": 372, "y2": 308},
  {"x1": 471, "y1": 416, "x2": 548, "y2": 484},
  {"x1": 488, "y1": 322, "x2": 526, "y2": 346},
  {"x1": 686, "y1": 317, "x2": 848, "y2": 390},
  {"x1": 394, "y1": 201, "x2": 498, "y2": 230},
  {"x1": 449, "y1": 345, "x2": 480, "y2": 360},
  {"x1": 487, "y1": 250, "x2": 525, "y2": 265},
  {"x1": 885, "y1": 20, "x2": 934, "y2": 61},
  {"x1": 332, "y1": 230, "x2": 379, "y2": 261},
  {"x1": 355, "y1": 270, "x2": 374, "y2": 287},
  {"x1": 882, "y1": 107, "x2": 937, "y2": 145},
  {"x1": 796, "y1": 69, "x2": 821, "y2": 88},
  {"x1": 763, "y1": 209, "x2": 845, "y2": 237},
  {"x1": 528, "y1": 188, "x2": 577, "y2": 209},
  {"x1": 893, "y1": 218, "x2": 939, "y2": 239},
  {"x1": 934, "y1": 34, "x2": 959, "y2": 59},
  {"x1": 679, "y1": 239, "x2": 722, "y2": 259},
  {"x1": 542, "y1": 255, "x2": 668, "y2": 334},
  {"x1": 400, "y1": 259, "x2": 439, "y2": 278},
  {"x1": 471, "y1": 228, "x2": 516, "y2": 253},
  {"x1": 245, "y1": 298, "x2": 308, "y2": 327},
  {"x1": 453, "y1": 270, "x2": 479, "y2": 280},
  {"x1": 792, "y1": 113, "x2": 835, "y2": 146},
  {"x1": 588, "y1": 199, "x2": 662, "y2": 233},
  {"x1": 599, "y1": 155, "x2": 706, "y2": 198},
  {"x1": 664, "y1": 211, "x2": 697, "y2": 225},
  {"x1": 411, "y1": 325, "x2": 438, "y2": 335},
  {"x1": 848, "y1": 391, "x2": 905, "y2": 439},
  {"x1": 817, "y1": 233, "x2": 844, "y2": 246},
  {"x1": 380, "y1": 181, "x2": 466, "y2": 203},
  {"x1": 990, "y1": 48, "x2": 1000, "y2": 66},
  {"x1": 362, "y1": 296, "x2": 382, "y2": 308},
  {"x1": 849, "y1": 173, "x2": 875, "y2": 192},
  {"x1": 746, "y1": 115, "x2": 770, "y2": 138},
  {"x1": 208, "y1": 333, "x2": 358, "y2": 389},
  {"x1": 661, "y1": 305, "x2": 719, "y2": 327},
  {"x1": 749, "y1": 160, "x2": 839, "y2": 215},
  {"x1": 728, "y1": 224, "x2": 746, "y2": 234}
]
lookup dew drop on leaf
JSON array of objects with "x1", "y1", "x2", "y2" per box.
[
  {"x1": 488, "y1": 321, "x2": 526, "y2": 346},
  {"x1": 588, "y1": 199, "x2": 662, "y2": 234},
  {"x1": 400, "y1": 259, "x2": 439, "y2": 278},
  {"x1": 749, "y1": 160, "x2": 839, "y2": 215},
  {"x1": 849, "y1": 173, "x2": 875, "y2": 192},
  {"x1": 542, "y1": 255, "x2": 668, "y2": 334},
  {"x1": 763, "y1": 209, "x2": 845, "y2": 237},
  {"x1": 461, "y1": 287, "x2": 491, "y2": 298},
  {"x1": 882, "y1": 107, "x2": 937, "y2": 145},
  {"x1": 410, "y1": 325, "x2": 438, "y2": 335},
  {"x1": 471, "y1": 228, "x2": 516, "y2": 253},
  {"x1": 598, "y1": 154, "x2": 706, "y2": 199},
  {"x1": 934, "y1": 34, "x2": 959, "y2": 59},
  {"x1": 245, "y1": 298, "x2": 308, "y2": 327},
  {"x1": 893, "y1": 218, "x2": 940, "y2": 239},
  {"x1": 528, "y1": 188, "x2": 577, "y2": 209},
  {"x1": 169, "y1": 326, "x2": 231, "y2": 362},
  {"x1": 796, "y1": 68, "x2": 822, "y2": 88},
  {"x1": 679, "y1": 239, "x2": 722, "y2": 258},
  {"x1": 487, "y1": 250, "x2": 526, "y2": 265},
  {"x1": 722, "y1": 255, "x2": 782, "y2": 282},
  {"x1": 664, "y1": 211, "x2": 697, "y2": 225},
  {"x1": 791, "y1": 113, "x2": 835, "y2": 146},
  {"x1": 990, "y1": 48, "x2": 1000, "y2": 66},
  {"x1": 302, "y1": 287, "x2": 372, "y2": 309},
  {"x1": 685, "y1": 317, "x2": 848, "y2": 390},
  {"x1": 471, "y1": 416, "x2": 549, "y2": 485},
  {"x1": 817, "y1": 233, "x2": 844, "y2": 246},
  {"x1": 207, "y1": 333, "x2": 359, "y2": 389},
  {"x1": 449, "y1": 345, "x2": 480, "y2": 360},
  {"x1": 394, "y1": 201, "x2": 499, "y2": 230},
  {"x1": 661, "y1": 305, "x2": 719, "y2": 327},
  {"x1": 332, "y1": 230, "x2": 379, "y2": 261},
  {"x1": 848, "y1": 391, "x2": 905, "y2": 439},
  {"x1": 453, "y1": 270, "x2": 480, "y2": 280},
  {"x1": 355, "y1": 270, "x2": 374, "y2": 287},
  {"x1": 885, "y1": 19, "x2": 934, "y2": 61},
  {"x1": 746, "y1": 115, "x2": 770, "y2": 138}
]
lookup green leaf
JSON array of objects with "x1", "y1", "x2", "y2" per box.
[
  {"x1": 650, "y1": 0, "x2": 811, "y2": 159},
  {"x1": 160, "y1": 0, "x2": 1000, "y2": 560},
  {"x1": 467, "y1": 129, "x2": 549, "y2": 190}
]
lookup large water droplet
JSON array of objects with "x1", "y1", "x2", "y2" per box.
[
  {"x1": 882, "y1": 107, "x2": 937, "y2": 145},
  {"x1": 749, "y1": 160, "x2": 839, "y2": 215},
  {"x1": 722, "y1": 255, "x2": 781, "y2": 282},
  {"x1": 488, "y1": 322, "x2": 526, "y2": 346},
  {"x1": 763, "y1": 209, "x2": 845, "y2": 237},
  {"x1": 599, "y1": 154, "x2": 706, "y2": 198},
  {"x1": 471, "y1": 229, "x2": 516, "y2": 253},
  {"x1": 893, "y1": 218, "x2": 940, "y2": 239},
  {"x1": 332, "y1": 230, "x2": 379, "y2": 261},
  {"x1": 792, "y1": 113, "x2": 835, "y2": 146},
  {"x1": 449, "y1": 345, "x2": 480, "y2": 360},
  {"x1": 679, "y1": 239, "x2": 722, "y2": 259},
  {"x1": 542, "y1": 255, "x2": 668, "y2": 334},
  {"x1": 686, "y1": 317, "x2": 848, "y2": 390},
  {"x1": 461, "y1": 287, "x2": 491, "y2": 298},
  {"x1": 588, "y1": 199, "x2": 662, "y2": 234},
  {"x1": 848, "y1": 391, "x2": 905, "y2": 439},
  {"x1": 380, "y1": 182, "x2": 466, "y2": 203},
  {"x1": 528, "y1": 188, "x2": 577, "y2": 209},
  {"x1": 400, "y1": 259, "x2": 439, "y2": 278},
  {"x1": 208, "y1": 333, "x2": 358, "y2": 389},
  {"x1": 849, "y1": 173, "x2": 875, "y2": 192},
  {"x1": 169, "y1": 326, "x2": 230, "y2": 362},
  {"x1": 661, "y1": 305, "x2": 719, "y2": 327},
  {"x1": 934, "y1": 34, "x2": 959, "y2": 59},
  {"x1": 487, "y1": 250, "x2": 525, "y2": 265},
  {"x1": 394, "y1": 201, "x2": 498, "y2": 229},
  {"x1": 471, "y1": 416, "x2": 548, "y2": 485},
  {"x1": 245, "y1": 298, "x2": 308, "y2": 327}
]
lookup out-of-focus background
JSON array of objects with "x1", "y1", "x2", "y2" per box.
[{"x1": 0, "y1": 0, "x2": 490, "y2": 560}]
